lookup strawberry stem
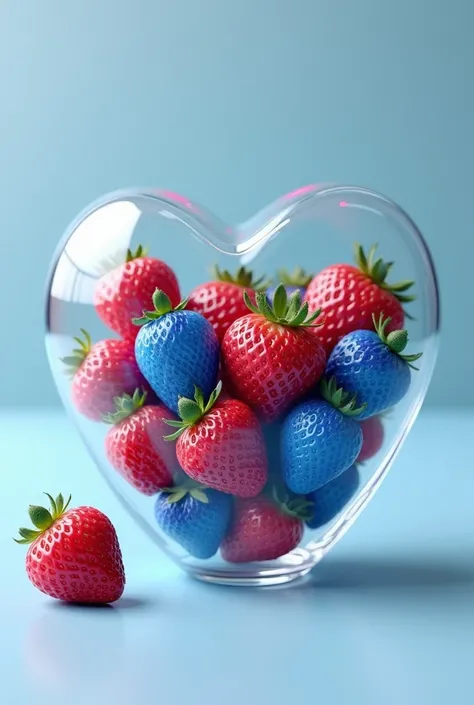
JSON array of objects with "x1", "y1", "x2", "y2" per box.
[
  {"x1": 213, "y1": 265, "x2": 269, "y2": 291},
  {"x1": 60, "y1": 329, "x2": 92, "y2": 377},
  {"x1": 274, "y1": 267, "x2": 313, "y2": 288},
  {"x1": 244, "y1": 284, "x2": 322, "y2": 328},
  {"x1": 126, "y1": 244, "x2": 148, "y2": 262},
  {"x1": 163, "y1": 382, "x2": 223, "y2": 440},
  {"x1": 161, "y1": 478, "x2": 210, "y2": 504},
  {"x1": 14, "y1": 493, "x2": 72, "y2": 545},
  {"x1": 133, "y1": 288, "x2": 188, "y2": 326},
  {"x1": 372, "y1": 313, "x2": 423, "y2": 369},
  {"x1": 102, "y1": 388, "x2": 148, "y2": 424},
  {"x1": 354, "y1": 243, "x2": 416, "y2": 305},
  {"x1": 320, "y1": 377, "x2": 367, "y2": 417},
  {"x1": 271, "y1": 486, "x2": 314, "y2": 521}
]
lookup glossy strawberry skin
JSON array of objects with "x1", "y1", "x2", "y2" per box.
[
  {"x1": 26, "y1": 507, "x2": 125, "y2": 604},
  {"x1": 187, "y1": 281, "x2": 255, "y2": 342},
  {"x1": 176, "y1": 399, "x2": 268, "y2": 498},
  {"x1": 221, "y1": 497, "x2": 303, "y2": 563},
  {"x1": 94, "y1": 257, "x2": 180, "y2": 342},
  {"x1": 304, "y1": 265, "x2": 404, "y2": 353},
  {"x1": 357, "y1": 415, "x2": 385, "y2": 462},
  {"x1": 105, "y1": 404, "x2": 179, "y2": 495},
  {"x1": 221, "y1": 316, "x2": 327, "y2": 422},
  {"x1": 71, "y1": 339, "x2": 149, "y2": 422}
]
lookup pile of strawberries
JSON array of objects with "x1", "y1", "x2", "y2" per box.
[{"x1": 60, "y1": 243, "x2": 421, "y2": 564}]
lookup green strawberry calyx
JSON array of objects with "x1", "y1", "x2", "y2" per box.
[
  {"x1": 163, "y1": 381, "x2": 223, "y2": 441},
  {"x1": 272, "y1": 487, "x2": 314, "y2": 522},
  {"x1": 214, "y1": 265, "x2": 270, "y2": 292},
  {"x1": 244, "y1": 284, "x2": 322, "y2": 327},
  {"x1": 126, "y1": 244, "x2": 148, "y2": 262},
  {"x1": 321, "y1": 377, "x2": 367, "y2": 417},
  {"x1": 355, "y1": 243, "x2": 416, "y2": 307},
  {"x1": 373, "y1": 313, "x2": 423, "y2": 370},
  {"x1": 274, "y1": 267, "x2": 313, "y2": 288},
  {"x1": 14, "y1": 493, "x2": 72, "y2": 545},
  {"x1": 160, "y1": 478, "x2": 211, "y2": 505},
  {"x1": 132, "y1": 288, "x2": 188, "y2": 326},
  {"x1": 102, "y1": 388, "x2": 147, "y2": 424},
  {"x1": 60, "y1": 329, "x2": 92, "y2": 377}
]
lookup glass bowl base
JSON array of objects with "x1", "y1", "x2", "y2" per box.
[
  {"x1": 187, "y1": 565, "x2": 314, "y2": 587},
  {"x1": 183, "y1": 548, "x2": 321, "y2": 586}
]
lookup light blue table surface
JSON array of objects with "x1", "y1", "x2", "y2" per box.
[{"x1": 1, "y1": 408, "x2": 473, "y2": 705}]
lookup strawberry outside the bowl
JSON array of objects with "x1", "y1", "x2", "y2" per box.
[{"x1": 15, "y1": 494, "x2": 125, "y2": 604}]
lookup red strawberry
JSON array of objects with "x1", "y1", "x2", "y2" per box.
[
  {"x1": 187, "y1": 266, "x2": 268, "y2": 342},
  {"x1": 94, "y1": 245, "x2": 180, "y2": 342},
  {"x1": 221, "y1": 284, "x2": 327, "y2": 422},
  {"x1": 62, "y1": 330, "x2": 150, "y2": 421},
  {"x1": 221, "y1": 492, "x2": 311, "y2": 563},
  {"x1": 104, "y1": 389, "x2": 179, "y2": 495},
  {"x1": 164, "y1": 382, "x2": 268, "y2": 498},
  {"x1": 357, "y1": 415, "x2": 385, "y2": 462},
  {"x1": 304, "y1": 243, "x2": 415, "y2": 353},
  {"x1": 15, "y1": 493, "x2": 125, "y2": 604}
]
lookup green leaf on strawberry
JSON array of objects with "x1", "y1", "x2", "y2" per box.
[
  {"x1": 132, "y1": 288, "x2": 188, "y2": 326},
  {"x1": 320, "y1": 377, "x2": 367, "y2": 417},
  {"x1": 102, "y1": 388, "x2": 148, "y2": 424},
  {"x1": 161, "y1": 479, "x2": 211, "y2": 504},
  {"x1": 243, "y1": 283, "x2": 322, "y2": 327},
  {"x1": 355, "y1": 243, "x2": 415, "y2": 305},
  {"x1": 372, "y1": 313, "x2": 423, "y2": 369},
  {"x1": 14, "y1": 493, "x2": 72, "y2": 544},
  {"x1": 214, "y1": 265, "x2": 270, "y2": 291},
  {"x1": 126, "y1": 244, "x2": 148, "y2": 262},
  {"x1": 271, "y1": 486, "x2": 314, "y2": 522},
  {"x1": 163, "y1": 381, "x2": 223, "y2": 440},
  {"x1": 60, "y1": 329, "x2": 92, "y2": 377},
  {"x1": 274, "y1": 267, "x2": 313, "y2": 288}
]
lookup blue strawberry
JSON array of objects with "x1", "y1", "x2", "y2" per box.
[
  {"x1": 325, "y1": 313, "x2": 423, "y2": 419},
  {"x1": 266, "y1": 267, "x2": 313, "y2": 304},
  {"x1": 154, "y1": 481, "x2": 233, "y2": 559},
  {"x1": 134, "y1": 289, "x2": 219, "y2": 414},
  {"x1": 281, "y1": 377, "x2": 364, "y2": 494},
  {"x1": 306, "y1": 465, "x2": 360, "y2": 529}
]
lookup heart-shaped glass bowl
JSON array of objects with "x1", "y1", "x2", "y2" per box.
[{"x1": 45, "y1": 184, "x2": 439, "y2": 586}]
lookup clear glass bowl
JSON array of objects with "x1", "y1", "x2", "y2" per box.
[{"x1": 45, "y1": 184, "x2": 440, "y2": 586}]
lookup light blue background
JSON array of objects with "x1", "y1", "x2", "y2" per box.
[{"x1": 0, "y1": 1, "x2": 472, "y2": 407}]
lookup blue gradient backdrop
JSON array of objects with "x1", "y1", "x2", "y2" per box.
[{"x1": 0, "y1": 2, "x2": 472, "y2": 406}]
